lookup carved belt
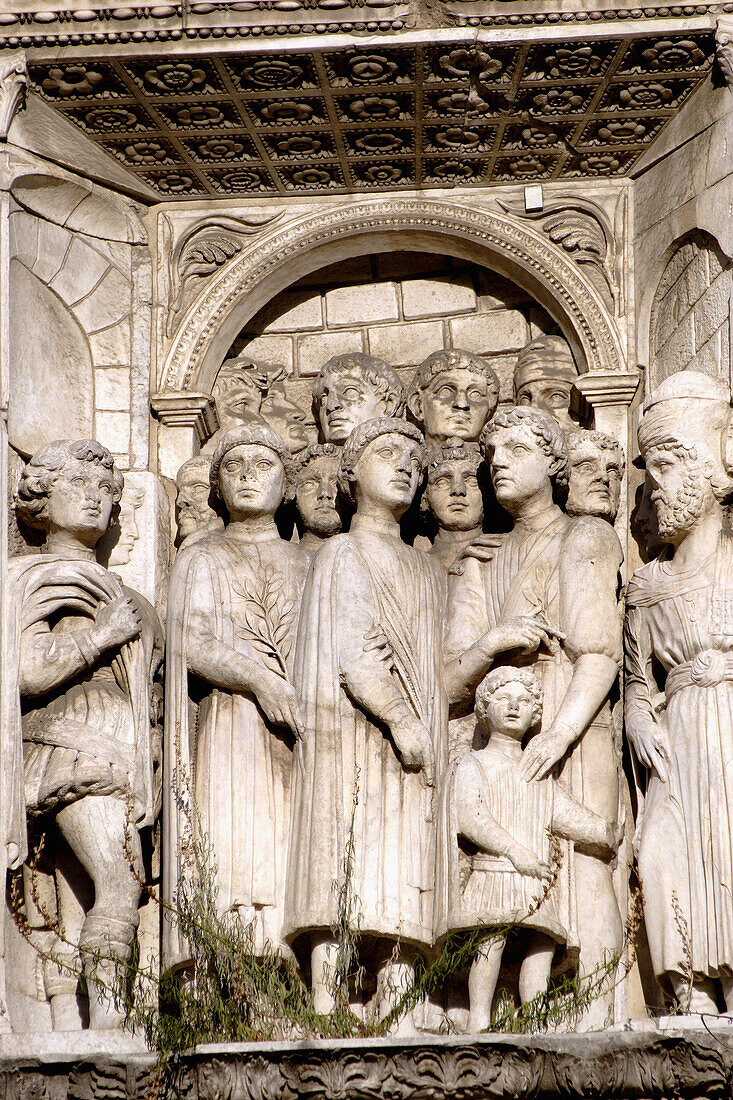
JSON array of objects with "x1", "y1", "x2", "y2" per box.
[
  {"x1": 471, "y1": 855, "x2": 517, "y2": 873},
  {"x1": 23, "y1": 716, "x2": 134, "y2": 774},
  {"x1": 665, "y1": 651, "x2": 733, "y2": 699}
]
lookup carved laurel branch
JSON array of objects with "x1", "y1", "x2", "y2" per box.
[
  {"x1": 161, "y1": 199, "x2": 624, "y2": 395},
  {"x1": 497, "y1": 197, "x2": 618, "y2": 315},
  {"x1": 165, "y1": 213, "x2": 288, "y2": 335}
]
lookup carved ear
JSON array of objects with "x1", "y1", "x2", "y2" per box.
[{"x1": 406, "y1": 389, "x2": 423, "y2": 425}]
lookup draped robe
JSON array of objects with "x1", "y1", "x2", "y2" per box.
[
  {"x1": 163, "y1": 530, "x2": 307, "y2": 967},
  {"x1": 626, "y1": 535, "x2": 733, "y2": 981},
  {"x1": 284, "y1": 529, "x2": 448, "y2": 947},
  {"x1": 442, "y1": 513, "x2": 623, "y2": 952}
]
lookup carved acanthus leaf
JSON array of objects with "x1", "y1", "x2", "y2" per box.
[
  {"x1": 497, "y1": 197, "x2": 617, "y2": 312},
  {"x1": 168, "y1": 213, "x2": 286, "y2": 333},
  {"x1": 0, "y1": 51, "x2": 27, "y2": 141}
]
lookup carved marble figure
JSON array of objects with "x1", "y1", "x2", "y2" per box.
[
  {"x1": 626, "y1": 371, "x2": 733, "y2": 1014},
  {"x1": 294, "y1": 443, "x2": 343, "y2": 558},
  {"x1": 566, "y1": 430, "x2": 625, "y2": 524},
  {"x1": 10, "y1": 440, "x2": 161, "y2": 1029},
  {"x1": 262, "y1": 381, "x2": 317, "y2": 455},
  {"x1": 102, "y1": 484, "x2": 145, "y2": 567},
  {"x1": 422, "y1": 439, "x2": 485, "y2": 574},
  {"x1": 164, "y1": 425, "x2": 307, "y2": 967},
  {"x1": 436, "y1": 666, "x2": 618, "y2": 1031},
  {"x1": 285, "y1": 418, "x2": 447, "y2": 1029},
  {"x1": 407, "y1": 350, "x2": 500, "y2": 450},
  {"x1": 312, "y1": 353, "x2": 404, "y2": 444},
  {"x1": 211, "y1": 355, "x2": 282, "y2": 433},
  {"x1": 513, "y1": 337, "x2": 579, "y2": 434},
  {"x1": 174, "y1": 455, "x2": 223, "y2": 549},
  {"x1": 444, "y1": 406, "x2": 623, "y2": 1027}
]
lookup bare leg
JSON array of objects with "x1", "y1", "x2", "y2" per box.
[
  {"x1": 311, "y1": 934, "x2": 339, "y2": 1016},
  {"x1": 518, "y1": 933, "x2": 555, "y2": 1004},
  {"x1": 375, "y1": 951, "x2": 418, "y2": 1037},
  {"x1": 48, "y1": 857, "x2": 87, "y2": 1031},
  {"x1": 468, "y1": 935, "x2": 506, "y2": 1032},
  {"x1": 56, "y1": 796, "x2": 142, "y2": 1029},
  {"x1": 671, "y1": 973, "x2": 719, "y2": 1015}
]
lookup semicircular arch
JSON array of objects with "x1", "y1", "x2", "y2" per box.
[{"x1": 160, "y1": 198, "x2": 625, "y2": 396}]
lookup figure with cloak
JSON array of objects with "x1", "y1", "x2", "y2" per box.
[
  {"x1": 9, "y1": 439, "x2": 161, "y2": 1029},
  {"x1": 444, "y1": 406, "x2": 623, "y2": 1028},
  {"x1": 163, "y1": 425, "x2": 306, "y2": 969},
  {"x1": 626, "y1": 371, "x2": 733, "y2": 1014},
  {"x1": 284, "y1": 417, "x2": 447, "y2": 1029},
  {"x1": 436, "y1": 665, "x2": 618, "y2": 1031}
]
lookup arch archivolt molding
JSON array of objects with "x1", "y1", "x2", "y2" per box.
[{"x1": 158, "y1": 197, "x2": 627, "y2": 396}]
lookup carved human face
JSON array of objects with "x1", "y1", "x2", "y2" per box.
[
  {"x1": 419, "y1": 369, "x2": 495, "y2": 444},
  {"x1": 516, "y1": 376, "x2": 575, "y2": 433},
  {"x1": 318, "y1": 373, "x2": 389, "y2": 443},
  {"x1": 176, "y1": 466, "x2": 214, "y2": 540},
  {"x1": 109, "y1": 493, "x2": 141, "y2": 567},
  {"x1": 488, "y1": 425, "x2": 553, "y2": 513},
  {"x1": 644, "y1": 443, "x2": 712, "y2": 544},
  {"x1": 353, "y1": 433, "x2": 422, "y2": 516},
  {"x1": 482, "y1": 682, "x2": 536, "y2": 741},
  {"x1": 566, "y1": 440, "x2": 622, "y2": 522},
  {"x1": 262, "y1": 389, "x2": 314, "y2": 454},
  {"x1": 43, "y1": 457, "x2": 116, "y2": 547},
  {"x1": 217, "y1": 443, "x2": 285, "y2": 520},
  {"x1": 296, "y1": 454, "x2": 342, "y2": 537},
  {"x1": 425, "y1": 458, "x2": 483, "y2": 532}
]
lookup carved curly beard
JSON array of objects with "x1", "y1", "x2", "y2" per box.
[{"x1": 653, "y1": 469, "x2": 706, "y2": 539}]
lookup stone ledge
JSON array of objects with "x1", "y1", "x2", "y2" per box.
[{"x1": 2, "y1": 1030, "x2": 733, "y2": 1099}]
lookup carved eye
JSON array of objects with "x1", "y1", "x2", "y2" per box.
[
  {"x1": 435, "y1": 385, "x2": 456, "y2": 400},
  {"x1": 467, "y1": 388, "x2": 484, "y2": 402},
  {"x1": 71, "y1": 476, "x2": 86, "y2": 488},
  {"x1": 342, "y1": 386, "x2": 361, "y2": 401},
  {"x1": 548, "y1": 392, "x2": 568, "y2": 407},
  {"x1": 466, "y1": 475, "x2": 479, "y2": 488},
  {"x1": 257, "y1": 459, "x2": 275, "y2": 471},
  {"x1": 99, "y1": 482, "x2": 113, "y2": 495},
  {"x1": 512, "y1": 443, "x2": 530, "y2": 455},
  {"x1": 518, "y1": 394, "x2": 532, "y2": 406},
  {"x1": 434, "y1": 475, "x2": 450, "y2": 488},
  {"x1": 576, "y1": 461, "x2": 594, "y2": 474}
]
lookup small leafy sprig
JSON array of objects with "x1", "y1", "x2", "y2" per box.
[{"x1": 232, "y1": 564, "x2": 295, "y2": 679}]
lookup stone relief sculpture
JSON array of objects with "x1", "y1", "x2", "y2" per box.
[
  {"x1": 164, "y1": 424, "x2": 307, "y2": 968},
  {"x1": 294, "y1": 443, "x2": 343, "y2": 558},
  {"x1": 102, "y1": 483, "x2": 145, "y2": 567},
  {"x1": 626, "y1": 371, "x2": 733, "y2": 1015},
  {"x1": 285, "y1": 417, "x2": 447, "y2": 1029},
  {"x1": 566, "y1": 429, "x2": 625, "y2": 523},
  {"x1": 513, "y1": 336, "x2": 580, "y2": 434},
  {"x1": 436, "y1": 666, "x2": 618, "y2": 1031},
  {"x1": 312, "y1": 353, "x2": 405, "y2": 444},
  {"x1": 8, "y1": 440, "x2": 161, "y2": 1029},
  {"x1": 261, "y1": 381, "x2": 317, "y2": 455},
  {"x1": 422, "y1": 439, "x2": 485, "y2": 574},
  {"x1": 444, "y1": 406, "x2": 623, "y2": 1027},
  {"x1": 407, "y1": 350, "x2": 499, "y2": 449},
  {"x1": 174, "y1": 455, "x2": 224, "y2": 549}
]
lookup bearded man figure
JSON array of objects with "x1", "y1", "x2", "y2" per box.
[
  {"x1": 294, "y1": 443, "x2": 343, "y2": 559},
  {"x1": 626, "y1": 371, "x2": 733, "y2": 1014}
]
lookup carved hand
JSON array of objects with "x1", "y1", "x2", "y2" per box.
[
  {"x1": 510, "y1": 845, "x2": 550, "y2": 879},
  {"x1": 448, "y1": 534, "x2": 504, "y2": 575},
  {"x1": 520, "y1": 723, "x2": 576, "y2": 781},
  {"x1": 250, "y1": 666, "x2": 304, "y2": 740},
  {"x1": 486, "y1": 614, "x2": 565, "y2": 658},
  {"x1": 390, "y1": 712, "x2": 434, "y2": 784},
  {"x1": 93, "y1": 595, "x2": 143, "y2": 651},
  {"x1": 627, "y1": 714, "x2": 670, "y2": 782}
]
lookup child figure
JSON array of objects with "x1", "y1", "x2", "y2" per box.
[{"x1": 434, "y1": 666, "x2": 619, "y2": 1032}]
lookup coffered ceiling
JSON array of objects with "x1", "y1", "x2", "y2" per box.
[{"x1": 25, "y1": 32, "x2": 715, "y2": 199}]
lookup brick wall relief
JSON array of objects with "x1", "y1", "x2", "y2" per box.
[{"x1": 649, "y1": 229, "x2": 732, "y2": 391}]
